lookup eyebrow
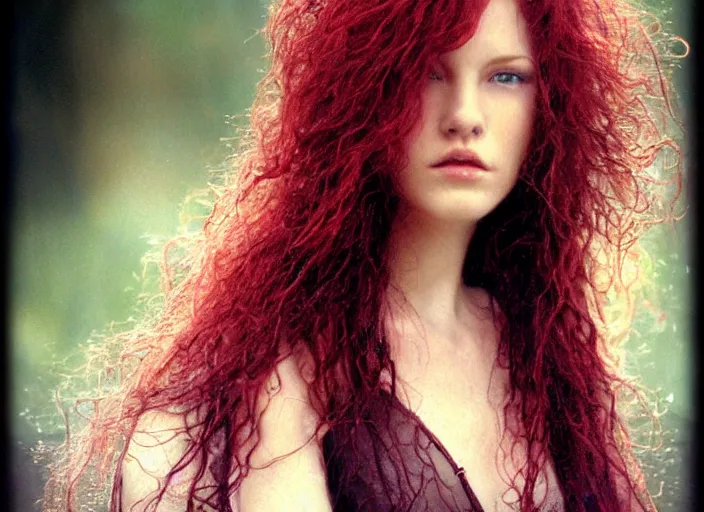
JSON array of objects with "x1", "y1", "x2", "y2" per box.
[
  {"x1": 485, "y1": 55, "x2": 535, "y2": 66},
  {"x1": 438, "y1": 53, "x2": 536, "y2": 69}
]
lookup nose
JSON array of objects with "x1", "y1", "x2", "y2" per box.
[{"x1": 440, "y1": 83, "x2": 485, "y2": 140}]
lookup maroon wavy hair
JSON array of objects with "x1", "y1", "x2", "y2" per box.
[{"x1": 43, "y1": 0, "x2": 686, "y2": 510}]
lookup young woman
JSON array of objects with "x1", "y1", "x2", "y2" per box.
[{"x1": 44, "y1": 0, "x2": 686, "y2": 510}]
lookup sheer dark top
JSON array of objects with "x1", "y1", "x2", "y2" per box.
[
  {"x1": 322, "y1": 391, "x2": 485, "y2": 512},
  {"x1": 322, "y1": 391, "x2": 598, "y2": 512}
]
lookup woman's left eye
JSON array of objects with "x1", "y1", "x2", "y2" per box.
[{"x1": 490, "y1": 72, "x2": 526, "y2": 85}]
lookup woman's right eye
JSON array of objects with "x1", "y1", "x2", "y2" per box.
[{"x1": 429, "y1": 70, "x2": 444, "y2": 81}]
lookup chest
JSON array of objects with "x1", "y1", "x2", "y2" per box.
[{"x1": 384, "y1": 346, "x2": 564, "y2": 511}]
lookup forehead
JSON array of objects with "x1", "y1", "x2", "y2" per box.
[{"x1": 444, "y1": 0, "x2": 533, "y2": 61}]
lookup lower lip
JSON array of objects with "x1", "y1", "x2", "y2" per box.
[{"x1": 432, "y1": 164, "x2": 488, "y2": 180}]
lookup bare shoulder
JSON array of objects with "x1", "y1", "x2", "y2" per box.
[
  {"x1": 120, "y1": 407, "x2": 219, "y2": 511},
  {"x1": 236, "y1": 343, "x2": 333, "y2": 511},
  {"x1": 255, "y1": 343, "x2": 329, "y2": 444},
  {"x1": 120, "y1": 344, "x2": 331, "y2": 511}
]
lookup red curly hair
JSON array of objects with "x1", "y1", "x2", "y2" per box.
[{"x1": 43, "y1": 0, "x2": 685, "y2": 510}]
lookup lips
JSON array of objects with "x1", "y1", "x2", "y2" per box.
[{"x1": 431, "y1": 149, "x2": 489, "y2": 170}]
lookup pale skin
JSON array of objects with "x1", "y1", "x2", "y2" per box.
[
  {"x1": 122, "y1": 0, "x2": 567, "y2": 510},
  {"x1": 384, "y1": 0, "x2": 565, "y2": 509}
]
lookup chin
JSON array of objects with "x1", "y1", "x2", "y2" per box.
[
  {"x1": 405, "y1": 197, "x2": 505, "y2": 225},
  {"x1": 397, "y1": 181, "x2": 515, "y2": 224}
]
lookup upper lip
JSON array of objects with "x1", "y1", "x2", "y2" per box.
[{"x1": 431, "y1": 149, "x2": 489, "y2": 170}]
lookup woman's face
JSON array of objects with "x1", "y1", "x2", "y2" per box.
[{"x1": 398, "y1": 0, "x2": 537, "y2": 223}]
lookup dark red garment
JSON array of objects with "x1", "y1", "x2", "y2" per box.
[
  {"x1": 323, "y1": 391, "x2": 598, "y2": 511},
  {"x1": 323, "y1": 391, "x2": 485, "y2": 511}
]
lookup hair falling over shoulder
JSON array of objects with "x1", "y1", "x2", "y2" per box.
[{"x1": 42, "y1": 0, "x2": 687, "y2": 510}]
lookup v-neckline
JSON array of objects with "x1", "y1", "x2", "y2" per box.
[{"x1": 381, "y1": 389, "x2": 486, "y2": 512}]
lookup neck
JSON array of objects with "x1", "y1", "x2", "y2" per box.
[{"x1": 386, "y1": 206, "x2": 477, "y2": 335}]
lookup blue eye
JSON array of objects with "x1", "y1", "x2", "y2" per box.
[{"x1": 491, "y1": 72, "x2": 526, "y2": 85}]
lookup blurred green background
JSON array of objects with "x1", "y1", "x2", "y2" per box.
[{"x1": 10, "y1": 1, "x2": 693, "y2": 510}]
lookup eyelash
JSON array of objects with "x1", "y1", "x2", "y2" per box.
[
  {"x1": 429, "y1": 70, "x2": 529, "y2": 85},
  {"x1": 490, "y1": 72, "x2": 527, "y2": 85}
]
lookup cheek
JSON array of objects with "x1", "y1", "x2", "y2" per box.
[
  {"x1": 412, "y1": 92, "x2": 442, "y2": 142},
  {"x1": 498, "y1": 101, "x2": 535, "y2": 165},
  {"x1": 405, "y1": 107, "x2": 431, "y2": 159},
  {"x1": 406, "y1": 115, "x2": 436, "y2": 167}
]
